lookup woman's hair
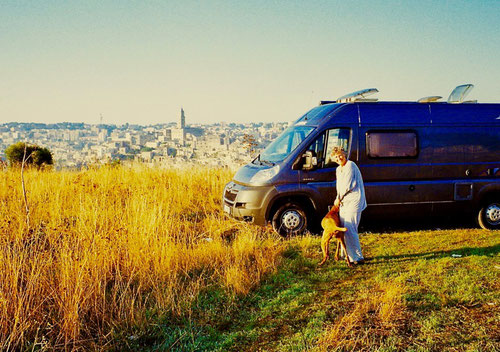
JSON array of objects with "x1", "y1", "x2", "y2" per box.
[{"x1": 330, "y1": 146, "x2": 346, "y2": 157}]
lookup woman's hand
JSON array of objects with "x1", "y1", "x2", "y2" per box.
[{"x1": 334, "y1": 198, "x2": 340, "y2": 207}]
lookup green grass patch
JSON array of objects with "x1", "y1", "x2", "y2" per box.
[{"x1": 120, "y1": 228, "x2": 499, "y2": 351}]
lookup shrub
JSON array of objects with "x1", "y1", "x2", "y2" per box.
[{"x1": 5, "y1": 142, "x2": 53, "y2": 168}]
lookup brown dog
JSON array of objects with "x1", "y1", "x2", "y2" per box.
[{"x1": 318, "y1": 205, "x2": 351, "y2": 267}]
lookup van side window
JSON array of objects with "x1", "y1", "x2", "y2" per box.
[
  {"x1": 366, "y1": 131, "x2": 418, "y2": 158},
  {"x1": 305, "y1": 132, "x2": 326, "y2": 162},
  {"x1": 305, "y1": 128, "x2": 350, "y2": 168},
  {"x1": 324, "y1": 128, "x2": 350, "y2": 168}
]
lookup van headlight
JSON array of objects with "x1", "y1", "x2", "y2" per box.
[{"x1": 249, "y1": 165, "x2": 280, "y2": 185}]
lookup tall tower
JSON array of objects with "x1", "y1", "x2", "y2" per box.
[{"x1": 178, "y1": 108, "x2": 186, "y2": 129}]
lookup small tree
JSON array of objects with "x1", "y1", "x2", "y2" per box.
[
  {"x1": 5, "y1": 142, "x2": 53, "y2": 168},
  {"x1": 242, "y1": 134, "x2": 258, "y2": 156}
]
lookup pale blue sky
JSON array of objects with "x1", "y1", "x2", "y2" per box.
[{"x1": 1, "y1": 0, "x2": 499, "y2": 125}]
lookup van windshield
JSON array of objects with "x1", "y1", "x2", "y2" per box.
[{"x1": 258, "y1": 126, "x2": 315, "y2": 163}]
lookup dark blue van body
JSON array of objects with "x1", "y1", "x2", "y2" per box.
[{"x1": 223, "y1": 102, "x2": 500, "y2": 233}]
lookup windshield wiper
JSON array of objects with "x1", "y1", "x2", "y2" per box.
[
  {"x1": 253, "y1": 154, "x2": 274, "y2": 166},
  {"x1": 253, "y1": 154, "x2": 263, "y2": 165},
  {"x1": 259, "y1": 159, "x2": 275, "y2": 167}
]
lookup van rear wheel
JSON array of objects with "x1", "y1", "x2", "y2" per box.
[
  {"x1": 478, "y1": 199, "x2": 500, "y2": 230},
  {"x1": 272, "y1": 202, "x2": 308, "y2": 237}
]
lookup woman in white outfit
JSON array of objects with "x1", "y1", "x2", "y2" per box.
[{"x1": 331, "y1": 147, "x2": 367, "y2": 265}]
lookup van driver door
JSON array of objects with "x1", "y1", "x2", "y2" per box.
[{"x1": 298, "y1": 128, "x2": 353, "y2": 216}]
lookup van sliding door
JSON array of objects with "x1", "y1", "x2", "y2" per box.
[
  {"x1": 356, "y1": 103, "x2": 435, "y2": 220},
  {"x1": 358, "y1": 128, "x2": 434, "y2": 219}
]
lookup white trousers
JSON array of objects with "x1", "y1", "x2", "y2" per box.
[{"x1": 339, "y1": 208, "x2": 364, "y2": 262}]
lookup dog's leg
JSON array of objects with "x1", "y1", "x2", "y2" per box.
[
  {"x1": 338, "y1": 235, "x2": 352, "y2": 267},
  {"x1": 319, "y1": 230, "x2": 333, "y2": 266},
  {"x1": 334, "y1": 235, "x2": 341, "y2": 261}
]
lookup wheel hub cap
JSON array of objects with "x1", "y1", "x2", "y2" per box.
[
  {"x1": 282, "y1": 210, "x2": 301, "y2": 230},
  {"x1": 485, "y1": 204, "x2": 500, "y2": 225}
]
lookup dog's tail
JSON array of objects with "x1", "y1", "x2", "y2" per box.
[{"x1": 321, "y1": 218, "x2": 348, "y2": 233}]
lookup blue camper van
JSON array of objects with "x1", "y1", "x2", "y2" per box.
[{"x1": 223, "y1": 86, "x2": 500, "y2": 234}]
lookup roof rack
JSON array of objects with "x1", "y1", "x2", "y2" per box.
[
  {"x1": 417, "y1": 96, "x2": 442, "y2": 103},
  {"x1": 319, "y1": 100, "x2": 337, "y2": 105},
  {"x1": 319, "y1": 85, "x2": 479, "y2": 105}
]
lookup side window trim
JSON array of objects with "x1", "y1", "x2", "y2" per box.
[
  {"x1": 366, "y1": 130, "x2": 419, "y2": 159},
  {"x1": 324, "y1": 127, "x2": 352, "y2": 168},
  {"x1": 295, "y1": 127, "x2": 352, "y2": 169}
]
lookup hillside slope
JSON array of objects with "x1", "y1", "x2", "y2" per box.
[{"x1": 0, "y1": 166, "x2": 498, "y2": 351}]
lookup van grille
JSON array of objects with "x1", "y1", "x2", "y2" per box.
[{"x1": 224, "y1": 189, "x2": 238, "y2": 202}]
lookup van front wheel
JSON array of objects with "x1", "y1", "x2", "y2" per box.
[
  {"x1": 478, "y1": 199, "x2": 500, "y2": 230},
  {"x1": 272, "y1": 202, "x2": 308, "y2": 237}
]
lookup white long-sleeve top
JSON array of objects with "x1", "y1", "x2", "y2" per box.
[{"x1": 336, "y1": 160, "x2": 367, "y2": 213}]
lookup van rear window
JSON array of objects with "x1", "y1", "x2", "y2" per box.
[{"x1": 366, "y1": 131, "x2": 418, "y2": 158}]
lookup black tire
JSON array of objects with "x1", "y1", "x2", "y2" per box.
[
  {"x1": 272, "y1": 202, "x2": 308, "y2": 237},
  {"x1": 477, "y1": 199, "x2": 500, "y2": 230}
]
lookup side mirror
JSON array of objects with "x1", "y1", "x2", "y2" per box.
[{"x1": 302, "y1": 151, "x2": 318, "y2": 171}]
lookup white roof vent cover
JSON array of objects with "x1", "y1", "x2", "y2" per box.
[
  {"x1": 418, "y1": 96, "x2": 442, "y2": 103},
  {"x1": 448, "y1": 84, "x2": 474, "y2": 103},
  {"x1": 336, "y1": 88, "x2": 379, "y2": 103}
]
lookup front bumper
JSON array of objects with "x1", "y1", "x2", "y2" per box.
[{"x1": 222, "y1": 181, "x2": 276, "y2": 225}]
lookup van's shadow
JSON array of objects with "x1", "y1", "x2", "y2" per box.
[
  {"x1": 359, "y1": 215, "x2": 479, "y2": 233},
  {"x1": 366, "y1": 244, "x2": 500, "y2": 264},
  {"x1": 356, "y1": 215, "x2": 499, "y2": 264}
]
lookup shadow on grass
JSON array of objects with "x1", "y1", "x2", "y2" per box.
[
  {"x1": 360, "y1": 215, "x2": 479, "y2": 233},
  {"x1": 368, "y1": 243, "x2": 500, "y2": 264}
]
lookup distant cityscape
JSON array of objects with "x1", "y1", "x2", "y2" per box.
[{"x1": 0, "y1": 109, "x2": 288, "y2": 169}]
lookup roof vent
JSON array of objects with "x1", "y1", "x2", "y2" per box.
[
  {"x1": 448, "y1": 84, "x2": 474, "y2": 103},
  {"x1": 319, "y1": 88, "x2": 379, "y2": 105},
  {"x1": 417, "y1": 96, "x2": 442, "y2": 103},
  {"x1": 337, "y1": 88, "x2": 379, "y2": 103}
]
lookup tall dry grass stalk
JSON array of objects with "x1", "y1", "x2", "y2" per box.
[{"x1": 0, "y1": 165, "x2": 284, "y2": 350}]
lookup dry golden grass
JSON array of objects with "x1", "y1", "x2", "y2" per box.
[
  {"x1": 317, "y1": 282, "x2": 409, "y2": 352},
  {"x1": 0, "y1": 165, "x2": 284, "y2": 350}
]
